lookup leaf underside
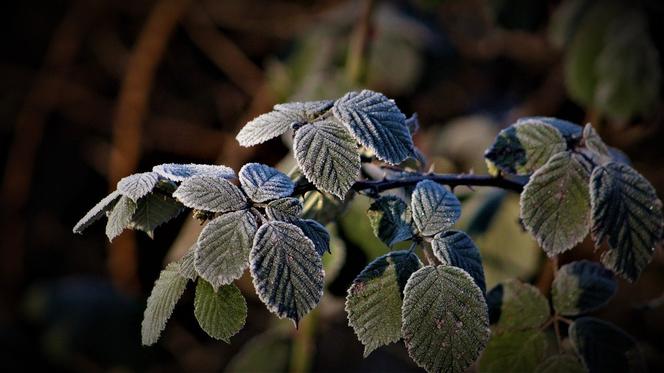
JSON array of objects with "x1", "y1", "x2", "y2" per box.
[
  {"x1": 141, "y1": 262, "x2": 188, "y2": 346},
  {"x1": 130, "y1": 193, "x2": 185, "y2": 237},
  {"x1": 105, "y1": 195, "x2": 137, "y2": 241},
  {"x1": 552, "y1": 260, "x2": 617, "y2": 316},
  {"x1": 194, "y1": 280, "x2": 247, "y2": 343},
  {"x1": 239, "y1": 163, "x2": 294, "y2": 203},
  {"x1": 411, "y1": 180, "x2": 461, "y2": 237},
  {"x1": 432, "y1": 230, "x2": 486, "y2": 293},
  {"x1": 173, "y1": 176, "x2": 247, "y2": 213},
  {"x1": 73, "y1": 190, "x2": 121, "y2": 234}
]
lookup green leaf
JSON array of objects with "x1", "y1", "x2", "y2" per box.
[
  {"x1": 590, "y1": 162, "x2": 663, "y2": 281},
  {"x1": 266, "y1": 197, "x2": 303, "y2": 222},
  {"x1": 411, "y1": 180, "x2": 461, "y2": 236},
  {"x1": 367, "y1": 196, "x2": 413, "y2": 246},
  {"x1": 117, "y1": 171, "x2": 160, "y2": 201},
  {"x1": 479, "y1": 329, "x2": 550, "y2": 373},
  {"x1": 178, "y1": 245, "x2": 197, "y2": 281},
  {"x1": 582, "y1": 124, "x2": 609, "y2": 158},
  {"x1": 332, "y1": 89, "x2": 413, "y2": 164},
  {"x1": 194, "y1": 280, "x2": 247, "y2": 343},
  {"x1": 173, "y1": 176, "x2": 248, "y2": 213},
  {"x1": 432, "y1": 230, "x2": 486, "y2": 293},
  {"x1": 196, "y1": 210, "x2": 258, "y2": 290},
  {"x1": 345, "y1": 251, "x2": 422, "y2": 357},
  {"x1": 552, "y1": 260, "x2": 617, "y2": 316},
  {"x1": 224, "y1": 329, "x2": 290, "y2": 373},
  {"x1": 402, "y1": 266, "x2": 490, "y2": 373},
  {"x1": 152, "y1": 163, "x2": 235, "y2": 182},
  {"x1": 486, "y1": 280, "x2": 550, "y2": 331},
  {"x1": 105, "y1": 196, "x2": 137, "y2": 241},
  {"x1": 73, "y1": 191, "x2": 121, "y2": 234},
  {"x1": 536, "y1": 354, "x2": 587, "y2": 373},
  {"x1": 520, "y1": 151, "x2": 591, "y2": 256},
  {"x1": 293, "y1": 118, "x2": 360, "y2": 198},
  {"x1": 141, "y1": 262, "x2": 188, "y2": 345},
  {"x1": 239, "y1": 163, "x2": 294, "y2": 203},
  {"x1": 236, "y1": 100, "x2": 333, "y2": 147},
  {"x1": 518, "y1": 117, "x2": 582, "y2": 139},
  {"x1": 130, "y1": 193, "x2": 184, "y2": 238},
  {"x1": 250, "y1": 221, "x2": 324, "y2": 324},
  {"x1": 294, "y1": 219, "x2": 330, "y2": 255},
  {"x1": 569, "y1": 317, "x2": 646, "y2": 373}
]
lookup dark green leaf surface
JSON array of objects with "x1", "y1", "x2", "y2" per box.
[
  {"x1": 194, "y1": 280, "x2": 247, "y2": 343},
  {"x1": 130, "y1": 193, "x2": 184, "y2": 238},
  {"x1": 105, "y1": 195, "x2": 137, "y2": 241},
  {"x1": 266, "y1": 197, "x2": 303, "y2": 222},
  {"x1": 73, "y1": 190, "x2": 121, "y2": 234},
  {"x1": 479, "y1": 329, "x2": 550, "y2": 373},
  {"x1": 239, "y1": 163, "x2": 294, "y2": 203},
  {"x1": 432, "y1": 230, "x2": 486, "y2": 293},
  {"x1": 402, "y1": 266, "x2": 490, "y2": 373},
  {"x1": 141, "y1": 262, "x2": 188, "y2": 345},
  {"x1": 552, "y1": 260, "x2": 617, "y2": 316},
  {"x1": 486, "y1": 280, "x2": 550, "y2": 331},
  {"x1": 294, "y1": 219, "x2": 330, "y2": 255},
  {"x1": 590, "y1": 162, "x2": 663, "y2": 281},
  {"x1": 536, "y1": 354, "x2": 587, "y2": 373},
  {"x1": 117, "y1": 171, "x2": 160, "y2": 201},
  {"x1": 173, "y1": 176, "x2": 248, "y2": 213},
  {"x1": 411, "y1": 180, "x2": 461, "y2": 236},
  {"x1": 367, "y1": 196, "x2": 413, "y2": 246}
]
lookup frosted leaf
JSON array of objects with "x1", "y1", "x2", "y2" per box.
[
  {"x1": 520, "y1": 151, "x2": 591, "y2": 256},
  {"x1": 345, "y1": 251, "x2": 422, "y2": 357},
  {"x1": 536, "y1": 355, "x2": 587, "y2": 373},
  {"x1": 405, "y1": 113, "x2": 419, "y2": 135},
  {"x1": 294, "y1": 219, "x2": 330, "y2": 255},
  {"x1": 552, "y1": 260, "x2": 617, "y2": 316},
  {"x1": 195, "y1": 210, "x2": 258, "y2": 290},
  {"x1": 153, "y1": 163, "x2": 235, "y2": 181},
  {"x1": 367, "y1": 196, "x2": 413, "y2": 246},
  {"x1": 479, "y1": 329, "x2": 550, "y2": 373},
  {"x1": 266, "y1": 197, "x2": 303, "y2": 222},
  {"x1": 105, "y1": 196, "x2": 137, "y2": 241},
  {"x1": 239, "y1": 163, "x2": 294, "y2": 203},
  {"x1": 141, "y1": 262, "x2": 188, "y2": 345},
  {"x1": 401, "y1": 266, "x2": 490, "y2": 373},
  {"x1": 590, "y1": 162, "x2": 663, "y2": 281},
  {"x1": 486, "y1": 280, "x2": 550, "y2": 332},
  {"x1": 237, "y1": 100, "x2": 333, "y2": 147},
  {"x1": 582, "y1": 124, "x2": 610, "y2": 157},
  {"x1": 117, "y1": 172, "x2": 160, "y2": 201},
  {"x1": 130, "y1": 193, "x2": 184, "y2": 238},
  {"x1": 178, "y1": 245, "x2": 197, "y2": 281},
  {"x1": 294, "y1": 118, "x2": 360, "y2": 198},
  {"x1": 516, "y1": 116, "x2": 582, "y2": 138},
  {"x1": 173, "y1": 176, "x2": 247, "y2": 213},
  {"x1": 411, "y1": 180, "x2": 461, "y2": 236},
  {"x1": 73, "y1": 190, "x2": 121, "y2": 234},
  {"x1": 249, "y1": 221, "x2": 323, "y2": 324},
  {"x1": 432, "y1": 230, "x2": 486, "y2": 293},
  {"x1": 333, "y1": 89, "x2": 413, "y2": 164},
  {"x1": 194, "y1": 280, "x2": 247, "y2": 343}
]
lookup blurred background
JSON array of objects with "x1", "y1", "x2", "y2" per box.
[{"x1": 2, "y1": 0, "x2": 664, "y2": 371}]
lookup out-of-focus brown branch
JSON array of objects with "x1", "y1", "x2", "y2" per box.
[
  {"x1": 346, "y1": 0, "x2": 375, "y2": 84},
  {"x1": 108, "y1": 0, "x2": 192, "y2": 295}
]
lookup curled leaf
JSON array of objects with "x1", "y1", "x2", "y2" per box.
[
  {"x1": 432, "y1": 230, "x2": 486, "y2": 293},
  {"x1": 73, "y1": 191, "x2": 121, "y2": 234},
  {"x1": 239, "y1": 163, "x2": 294, "y2": 203}
]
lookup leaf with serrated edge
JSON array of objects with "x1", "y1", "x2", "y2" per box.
[
  {"x1": 590, "y1": 162, "x2": 663, "y2": 282},
  {"x1": 141, "y1": 262, "x2": 188, "y2": 345},
  {"x1": 105, "y1": 196, "x2": 137, "y2": 241},
  {"x1": 432, "y1": 230, "x2": 486, "y2": 293},
  {"x1": 117, "y1": 172, "x2": 160, "y2": 201},
  {"x1": 552, "y1": 260, "x2": 617, "y2": 316},
  {"x1": 517, "y1": 117, "x2": 582, "y2": 138},
  {"x1": 130, "y1": 193, "x2": 184, "y2": 238},
  {"x1": 178, "y1": 245, "x2": 197, "y2": 281},
  {"x1": 582, "y1": 124, "x2": 610, "y2": 157},
  {"x1": 346, "y1": 251, "x2": 422, "y2": 357},
  {"x1": 411, "y1": 180, "x2": 461, "y2": 236},
  {"x1": 294, "y1": 219, "x2": 330, "y2": 255},
  {"x1": 250, "y1": 221, "x2": 323, "y2": 324},
  {"x1": 153, "y1": 163, "x2": 235, "y2": 181},
  {"x1": 536, "y1": 355, "x2": 587, "y2": 373},
  {"x1": 520, "y1": 151, "x2": 591, "y2": 256},
  {"x1": 333, "y1": 90, "x2": 413, "y2": 164},
  {"x1": 570, "y1": 317, "x2": 646, "y2": 373},
  {"x1": 73, "y1": 191, "x2": 121, "y2": 233},
  {"x1": 367, "y1": 196, "x2": 413, "y2": 246},
  {"x1": 194, "y1": 280, "x2": 247, "y2": 343},
  {"x1": 195, "y1": 210, "x2": 258, "y2": 290},
  {"x1": 239, "y1": 163, "x2": 294, "y2": 203},
  {"x1": 266, "y1": 197, "x2": 303, "y2": 222},
  {"x1": 486, "y1": 280, "x2": 550, "y2": 331},
  {"x1": 479, "y1": 329, "x2": 550, "y2": 373},
  {"x1": 237, "y1": 100, "x2": 333, "y2": 147},
  {"x1": 173, "y1": 176, "x2": 247, "y2": 213},
  {"x1": 402, "y1": 266, "x2": 490, "y2": 373},
  {"x1": 294, "y1": 118, "x2": 360, "y2": 198}
]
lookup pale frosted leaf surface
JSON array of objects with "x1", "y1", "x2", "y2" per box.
[
  {"x1": 411, "y1": 180, "x2": 461, "y2": 236},
  {"x1": 105, "y1": 196, "x2": 137, "y2": 241},
  {"x1": 479, "y1": 329, "x2": 550, "y2": 373},
  {"x1": 517, "y1": 116, "x2": 582, "y2": 138},
  {"x1": 194, "y1": 280, "x2": 247, "y2": 343},
  {"x1": 346, "y1": 251, "x2": 421, "y2": 357},
  {"x1": 367, "y1": 196, "x2": 413, "y2": 246},
  {"x1": 153, "y1": 163, "x2": 235, "y2": 181},
  {"x1": 582, "y1": 124, "x2": 610, "y2": 157},
  {"x1": 239, "y1": 163, "x2": 294, "y2": 202},
  {"x1": 237, "y1": 100, "x2": 332, "y2": 147},
  {"x1": 402, "y1": 266, "x2": 490, "y2": 373},
  {"x1": 141, "y1": 262, "x2": 188, "y2": 345},
  {"x1": 294, "y1": 118, "x2": 360, "y2": 198},
  {"x1": 432, "y1": 230, "x2": 486, "y2": 293},
  {"x1": 294, "y1": 219, "x2": 330, "y2": 255},
  {"x1": 117, "y1": 172, "x2": 160, "y2": 201},
  {"x1": 250, "y1": 221, "x2": 323, "y2": 324},
  {"x1": 196, "y1": 210, "x2": 258, "y2": 290},
  {"x1": 332, "y1": 90, "x2": 413, "y2": 164},
  {"x1": 130, "y1": 193, "x2": 185, "y2": 238},
  {"x1": 178, "y1": 245, "x2": 197, "y2": 281},
  {"x1": 486, "y1": 280, "x2": 549, "y2": 332},
  {"x1": 570, "y1": 317, "x2": 645, "y2": 373},
  {"x1": 173, "y1": 176, "x2": 247, "y2": 213},
  {"x1": 520, "y1": 151, "x2": 591, "y2": 256},
  {"x1": 552, "y1": 260, "x2": 617, "y2": 316},
  {"x1": 536, "y1": 355, "x2": 587, "y2": 373},
  {"x1": 73, "y1": 190, "x2": 121, "y2": 233},
  {"x1": 590, "y1": 162, "x2": 663, "y2": 281},
  {"x1": 266, "y1": 197, "x2": 303, "y2": 222}
]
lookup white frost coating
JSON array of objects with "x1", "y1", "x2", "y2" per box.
[
  {"x1": 266, "y1": 197, "x2": 303, "y2": 222},
  {"x1": 73, "y1": 190, "x2": 121, "y2": 233},
  {"x1": 239, "y1": 163, "x2": 294, "y2": 203},
  {"x1": 173, "y1": 176, "x2": 247, "y2": 213},
  {"x1": 153, "y1": 163, "x2": 235, "y2": 182},
  {"x1": 411, "y1": 180, "x2": 461, "y2": 237},
  {"x1": 141, "y1": 262, "x2": 188, "y2": 346},
  {"x1": 117, "y1": 171, "x2": 160, "y2": 201}
]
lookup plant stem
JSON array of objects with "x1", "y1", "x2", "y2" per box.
[
  {"x1": 290, "y1": 308, "x2": 317, "y2": 373},
  {"x1": 345, "y1": 0, "x2": 375, "y2": 84}
]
